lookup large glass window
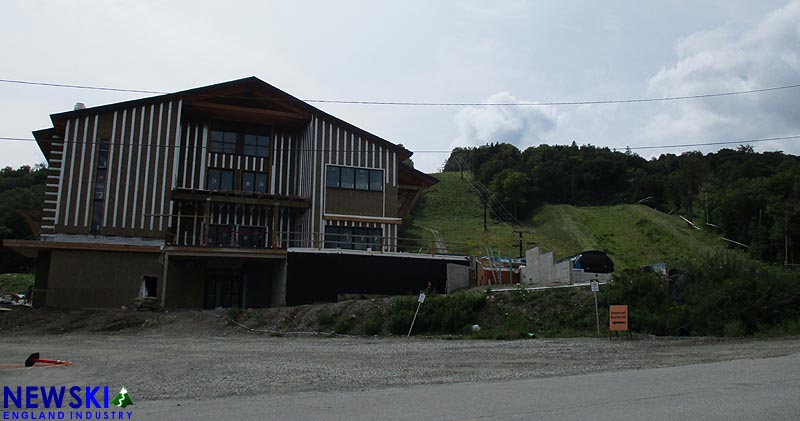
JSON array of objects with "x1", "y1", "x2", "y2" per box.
[
  {"x1": 210, "y1": 131, "x2": 237, "y2": 154},
  {"x1": 326, "y1": 165, "x2": 383, "y2": 192},
  {"x1": 340, "y1": 167, "x2": 355, "y2": 189},
  {"x1": 243, "y1": 135, "x2": 270, "y2": 158},
  {"x1": 209, "y1": 123, "x2": 271, "y2": 157},
  {"x1": 369, "y1": 169, "x2": 383, "y2": 191},
  {"x1": 326, "y1": 166, "x2": 340, "y2": 188},
  {"x1": 91, "y1": 139, "x2": 110, "y2": 233},
  {"x1": 239, "y1": 227, "x2": 266, "y2": 248},
  {"x1": 207, "y1": 225, "x2": 232, "y2": 247},
  {"x1": 242, "y1": 172, "x2": 268, "y2": 193},
  {"x1": 356, "y1": 169, "x2": 369, "y2": 190},
  {"x1": 325, "y1": 225, "x2": 382, "y2": 250},
  {"x1": 208, "y1": 169, "x2": 234, "y2": 192}
]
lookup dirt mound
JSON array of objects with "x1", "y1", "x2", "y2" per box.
[
  {"x1": 0, "y1": 307, "x2": 233, "y2": 336},
  {"x1": 0, "y1": 298, "x2": 399, "y2": 337}
]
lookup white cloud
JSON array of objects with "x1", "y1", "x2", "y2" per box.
[
  {"x1": 641, "y1": 0, "x2": 800, "y2": 154},
  {"x1": 453, "y1": 92, "x2": 558, "y2": 148}
]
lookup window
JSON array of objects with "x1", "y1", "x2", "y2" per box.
[
  {"x1": 208, "y1": 169, "x2": 234, "y2": 192},
  {"x1": 356, "y1": 169, "x2": 369, "y2": 190},
  {"x1": 207, "y1": 225, "x2": 232, "y2": 247},
  {"x1": 209, "y1": 123, "x2": 271, "y2": 157},
  {"x1": 242, "y1": 172, "x2": 268, "y2": 193},
  {"x1": 210, "y1": 131, "x2": 237, "y2": 154},
  {"x1": 340, "y1": 167, "x2": 355, "y2": 189},
  {"x1": 326, "y1": 166, "x2": 340, "y2": 188},
  {"x1": 141, "y1": 275, "x2": 158, "y2": 298},
  {"x1": 369, "y1": 170, "x2": 383, "y2": 191},
  {"x1": 325, "y1": 225, "x2": 382, "y2": 250},
  {"x1": 326, "y1": 165, "x2": 383, "y2": 192},
  {"x1": 91, "y1": 139, "x2": 110, "y2": 233},
  {"x1": 239, "y1": 227, "x2": 266, "y2": 248},
  {"x1": 243, "y1": 134, "x2": 270, "y2": 158},
  {"x1": 208, "y1": 225, "x2": 266, "y2": 248}
]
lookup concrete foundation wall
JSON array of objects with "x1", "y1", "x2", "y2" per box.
[
  {"x1": 521, "y1": 247, "x2": 601, "y2": 286},
  {"x1": 46, "y1": 249, "x2": 161, "y2": 308},
  {"x1": 446, "y1": 263, "x2": 470, "y2": 293},
  {"x1": 270, "y1": 259, "x2": 287, "y2": 307},
  {"x1": 572, "y1": 270, "x2": 613, "y2": 284},
  {"x1": 164, "y1": 258, "x2": 206, "y2": 308},
  {"x1": 243, "y1": 262, "x2": 274, "y2": 308}
]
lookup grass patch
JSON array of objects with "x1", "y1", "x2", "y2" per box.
[
  {"x1": 411, "y1": 172, "x2": 723, "y2": 269},
  {"x1": 0, "y1": 273, "x2": 34, "y2": 295},
  {"x1": 408, "y1": 172, "x2": 521, "y2": 257}
]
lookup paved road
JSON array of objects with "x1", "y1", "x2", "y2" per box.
[{"x1": 137, "y1": 353, "x2": 800, "y2": 420}]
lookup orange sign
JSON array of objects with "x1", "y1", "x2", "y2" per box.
[{"x1": 609, "y1": 305, "x2": 629, "y2": 331}]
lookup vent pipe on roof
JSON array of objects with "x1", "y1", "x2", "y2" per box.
[{"x1": 74, "y1": 102, "x2": 86, "y2": 111}]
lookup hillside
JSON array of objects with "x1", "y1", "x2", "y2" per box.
[{"x1": 408, "y1": 172, "x2": 724, "y2": 270}]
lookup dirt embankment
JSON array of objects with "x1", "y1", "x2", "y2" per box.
[{"x1": 0, "y1": 298, "x2": 396, "y2": 337}]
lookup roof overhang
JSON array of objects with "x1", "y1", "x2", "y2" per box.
[
  {"x1": 42, "y1": 76, "x2": 412, "y2": 159},
  {"x1": 1, "y1": 239, "x2": 161, "y2": 258}
]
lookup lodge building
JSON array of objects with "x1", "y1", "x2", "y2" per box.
[{"x1": 5, "y1": 77, "x2": 441, "y2": 308}]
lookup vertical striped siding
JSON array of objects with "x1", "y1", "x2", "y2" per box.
[
  {"x1": 53, "y1": 120, "x2": 70, "y2": 228},
  {"x1": 149, "y1": 103, "x2": 163, "y2": 231},
  {"x1": 50, "y1": 101, "x2": 181, "y2": 238},
  {"x1": 46, "y1": 100, "x2": 403, "y2": 251},
  {"x1": 102, "y1": 112, "x2": 118, "y2": 227}
]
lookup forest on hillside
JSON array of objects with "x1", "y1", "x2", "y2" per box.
[
  {"x1": 0, "y1": 165, "x2": 46, "y2": 273},
  {"x1": 443, "y1": 143, "x2": 800, "y2": 265}
]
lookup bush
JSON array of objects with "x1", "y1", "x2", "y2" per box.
[
  {"x1": 387, "y1": 292, "x2": 486, "y2": 335},
  {"x1": 334, "y1": 317, "x2": 353, "y2": 334},
  {"x1": 363, "y1": 312, "x2": 384, "y2": 336},
  {"x1": 317, "y1": 312, "x2": 336, "y2": 328},
  {"x1": 226, "y1": 305, "x2": 242, "y2": 322},
  {"x1": 602, "y1": 249, "x2": 800, "y2": 337}
]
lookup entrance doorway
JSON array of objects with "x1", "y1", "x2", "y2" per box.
[{"x1": 205, "y1": 268, "x2": 243, "y2": 308}]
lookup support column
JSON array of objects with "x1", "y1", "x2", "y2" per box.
[
  {"x1": 272, "y1": 204, "x2": 280, "y2": 249},
  {"x1": 270, "y1": 258, "x2": 287, "y2": 307},
  {"x1": 160, "y1": 252, "x2": 169, "y2": 308},
  {"x1": 202, "y1": 198, "x2": 210, "y2": 246}
]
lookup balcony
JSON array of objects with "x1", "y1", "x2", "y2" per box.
[{"x1": 167, "y1": 188, "x2": 309, "y2": 250}]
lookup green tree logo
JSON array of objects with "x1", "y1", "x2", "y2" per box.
[{"x1": 111, "y1": 387, "x2": 134, "y2": 408}]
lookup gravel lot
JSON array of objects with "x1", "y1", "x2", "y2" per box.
[{"x1": 3, "y1": 331, "x2": 799, "y2": 402}]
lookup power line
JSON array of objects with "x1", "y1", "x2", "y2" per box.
[
  {"x1": 0, "y1": 79, "x2": 164, "y2": 95},
  {"x1": 1, "y1": 78, "x2": 799, "y2": 107},
  {"x1": 2, "y1": 134, "x2": 800, "y2": 153},
  {"x1": 623, "y1": 135, "x2": 800, "y2": 151}
]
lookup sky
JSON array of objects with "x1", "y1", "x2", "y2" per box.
[{"x1": 1, "y1": 0, "x2": 799, "y2": 173}]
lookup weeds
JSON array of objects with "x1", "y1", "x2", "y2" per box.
[{"x1": 226, "y1": 305, "x2": 242, "y2": 322}]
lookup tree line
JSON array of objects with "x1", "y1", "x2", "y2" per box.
[
  {"x1": 0, "y1": 165, "x2": 47, "y2": 273},
  {"x1": 443, "y1": 143, "x2": 799, "y2": 264}
]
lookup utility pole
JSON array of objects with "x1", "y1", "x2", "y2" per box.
[
  {"x1": 786, "y1": 202, "x2": 790, "y2": 266},
  {"x1": 482, "y1": 197, "x2": 487, "y2": 232},
  {"x1": 511, "y1": 229, "x2": 535, "y2": 258}
]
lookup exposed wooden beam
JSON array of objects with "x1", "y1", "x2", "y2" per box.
[
  {"x1": 1, "y1": 239, "x2": 160, "y2": 255},
  {"x1": 323, "y1": 214, "x2": 403, "y2": 225},
  {"x1": 184, "y1": 101, "x2": 311, "y2": 125},
  {"x1": 171, "y1": 190, "x2": 311, "y2": 208},
  {"x1": 164, "y1": 246, "x2": 288, "y2": 259}
]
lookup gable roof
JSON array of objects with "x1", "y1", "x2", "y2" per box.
[{"x1": 42, "y1": 76, "x2": 412, "y2": 160}]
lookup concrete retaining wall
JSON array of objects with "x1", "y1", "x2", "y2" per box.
[
  {"x1": 446, "y1": 263, "x2": 470, "y2": 293},
  {"x1": 520, "y1": 247, "x2": 611, "y2": 286}
]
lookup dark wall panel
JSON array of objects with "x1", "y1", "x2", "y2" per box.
[{"x1": 286, "y1": 253, "x2": 468, "y2": 305}]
